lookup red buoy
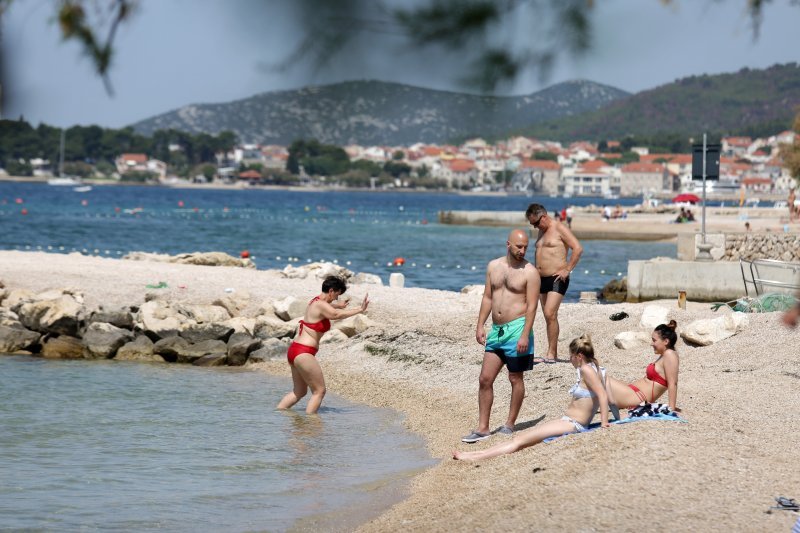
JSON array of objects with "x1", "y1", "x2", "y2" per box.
[
  {"x1": 240, "y1": 250, "x2": 250, "y2": 259},
  {"x1": 393, "y1": 257, "x2": 405, "y2": 266}
]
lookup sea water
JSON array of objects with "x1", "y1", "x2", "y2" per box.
[
  {"x1": 0, "y1": 182, "x2": 675, "y2": 299},
  {"x1": 0, "y1": 356, "x2": 434, "y2": 531}
]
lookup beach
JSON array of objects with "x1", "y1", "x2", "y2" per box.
[{"x1": 2, "y1": 250, "x2": 799, "y2": 531}]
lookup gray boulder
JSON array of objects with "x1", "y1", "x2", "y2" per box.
[
  {"x1": 89, "y1": 305, "x2": 135, "y2": 329},
  {"x1": 42, "y1": 335, "x2": 85, "y2": 359},
  {"x1": 137, "y1": 300, "x2": 190, "y2": 339},
  {"x1": 212, "y1": 293, "x2": 250, "y2": 318},
  {"x1": 334, "y1": 314, "x2": 374, "y2": 337},
  {"x1": 272, "y1": 296, "x2": 307, "y2": 321},
  {"x1": 17, "y1": 294, "x2": 85, "y2": 336},
  {"x1": 0, "y1": 324, "x2": 41, "y2": 353},
  {"x1": 153, "y1": 336, "x2": 191, "y2": 362},
  {"x1": 179, "y1": 323, "x2": 235, "y2": 343},
  {"x1": 227, "y1": 332, "x2": 262, "y2": 366},
  {"x1": 680, "y1": 312, "x2": 749, "y2": 346},
  {"x1": 0, "y1": 308, "x2": 21, "y2": 327},
  {"x1": 613, "y1": 331, "x2": 651, "y2": 350},
  {"x1": 83, "y1": 322, "x2": 134, "y2": 359},
  {"x1": 176, "y1": 339, "x2": 228, "y2": 364},
  {"x1": 254, "y1": 315, "x2": 297, "y2": 339},
  {"x1": 193, "y1": 354, "x2": 228, "y2": 367},
  {"x1": 116, "y1": 335, "x2": 164, "y2": 362},
  {"x1": 248, "y1": 338, "x2": 290, "y2": 363},
  {"x1": 174, "y1": 303, "x2": 231, "y2": 324},
  {"x1": 2, "y1": 288, "x2": 35, "y2": 312}
]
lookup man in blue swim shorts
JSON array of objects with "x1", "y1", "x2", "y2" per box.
[{"x1": 462, "y1": 229, "x2": 541, "y2": 444}]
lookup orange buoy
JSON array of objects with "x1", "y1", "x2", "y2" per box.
[
  {"x1": 393, "y1": 257, "x2": 405, "y2": 266},
  {"x1": 178, "y1": 200, "x2": 184, "y2": 207},
  {"x1": 240, "y1": 250, "x2": 250, "y2": 259},
  {"x1": 20, "y1": 208, "x2": 28, "y2": 215}
]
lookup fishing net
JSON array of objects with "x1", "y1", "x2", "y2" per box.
[{"x1": 711, "y1": 292, "x2": 799, "y2": 313}]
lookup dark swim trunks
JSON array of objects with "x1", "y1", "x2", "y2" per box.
[{"x1": 540, "y1": 274, "x2": 570, "y2": 295}]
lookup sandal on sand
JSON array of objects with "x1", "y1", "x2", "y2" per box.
[
  {"x1": 461, "y1": 431, "x2": 491, "y2": 444},
  {"x1": 770, "y1": 496, "x2": 800, "y2": 512}
]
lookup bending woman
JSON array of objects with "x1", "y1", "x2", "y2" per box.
[
  {"x1": 453, "y1": 335, "x2": 609, "y2": 461},
  {"x1": 605, "y1": 321, "x2": 680, "y2": 412},
  {"x1": 276, "y1": 276, "x2": 369, "y2": 414}
]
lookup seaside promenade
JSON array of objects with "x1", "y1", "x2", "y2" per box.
[{"x1": 2, "y1": 250, "x2": 799, "y2": 531}]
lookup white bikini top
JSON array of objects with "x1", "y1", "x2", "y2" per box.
[{"x1": 569, "y1": 363, "x2": 606, "y2": 399}]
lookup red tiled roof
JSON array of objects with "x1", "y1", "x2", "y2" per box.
[
  {"x1": 238, "y1": 170, "x2": 262, "y2": 179},
  {"x1": 120, "y1": 153, "x2": 147, "y2": 163},
  {"x1": 578, "y1": 160, "x2": 609, "y2": 172},
  {"x1": 741, "y1": 177, "x2": 771, "y2": 185},
  {"x1": 448, "y1": 159, "x2": 475, "y2": 172},
  {"x1": 599, "y1": 153, "x2": 621, "y2": 159},
  {"x1": 723, "y1": 136, "x2": 752, "y2": 147},
  {"x1": 621, "y1": 162, "x2": 664, "y2": 173},
  {"x1": 521, "y1": 159, "x2": 560, "y2": 170}
]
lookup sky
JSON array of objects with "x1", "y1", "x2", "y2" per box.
[{"x1": 2, "y1": 0, "x2": 799, "y2": 129}]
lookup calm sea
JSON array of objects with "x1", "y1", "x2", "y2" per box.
[
  {"x1": 0, "y1": 182, "x2": 675, "y2": 299},
  {"x1": 0, "y1": 356, "x2": 434, "y2": 531}
]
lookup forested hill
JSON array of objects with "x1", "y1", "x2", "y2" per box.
[
  {"x1": 131, "y1": 80, "x2": 629, "y2": 145},
  {"x1": 522, "y1": 63, "x2": 800, "y2": 141}
]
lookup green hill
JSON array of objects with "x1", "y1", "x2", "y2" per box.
[{"x1": 524, "y1": 63, "x2": 800, "y2": 141}]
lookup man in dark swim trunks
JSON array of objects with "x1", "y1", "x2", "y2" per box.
[{"x1": 525, "y1": 203, "x2": 583, "y2": 363}]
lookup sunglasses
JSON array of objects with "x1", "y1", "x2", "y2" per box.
[{"x1": 530, "y1": 215, "x2": 545, "y2": 228}]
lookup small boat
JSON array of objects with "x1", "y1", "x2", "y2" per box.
[
  {"x1": 48, "y1": 176, "x2": 82, "y2": 186},
  {"x1": 48, "y1": 130, "x2": 84, "y2": 187},
  {"x1": 73, "y1": 185, "x2": 92, "y2": 193}
]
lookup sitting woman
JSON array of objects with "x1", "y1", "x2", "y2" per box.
[
  {"x1": 453, "y1": 335, "x2": 609, "y2": 461},
  {"x1": 605, "y1": 321, "x2": 680, "y2": 412},
  {"x1": 276, "y1": 276, "x2": 369, "y2": 414}
]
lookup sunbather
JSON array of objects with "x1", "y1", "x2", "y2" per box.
[
  {"x1": 605, "y1": 321, "x2": 680, "y2": 412},
  {"x1": 453, "y1": 334, "x2": 610, "y2": 461}
]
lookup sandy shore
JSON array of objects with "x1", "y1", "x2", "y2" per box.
[{"x1": 2, "y1": 251, "x2": 799, "y2": 531}]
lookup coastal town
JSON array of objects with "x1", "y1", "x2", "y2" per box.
[{"x1": 3, "y1": 128, "x2": 797, "y2": 201}]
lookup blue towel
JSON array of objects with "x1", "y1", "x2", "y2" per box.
[{"x1": 543, "y1": 412, "x2": 686, "y2": 443}]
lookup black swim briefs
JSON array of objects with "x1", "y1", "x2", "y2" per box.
[
  {"x1": 540, "y1": 274, "x2": 570, "y2": 295},
  {"x1": 492, "y1": 351, "x2": 535, "y2": 372}
]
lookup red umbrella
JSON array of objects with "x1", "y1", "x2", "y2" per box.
[{"x1": 672, "y1": 193, "x2": 701, "y2": 204}]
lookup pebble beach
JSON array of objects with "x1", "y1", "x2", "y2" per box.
[{"x1": 2, "y1": 250, "x2": 800, "y2": 531}]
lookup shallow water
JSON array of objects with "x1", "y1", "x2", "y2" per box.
[
  {"x1": 0, "y1": 356, "x2": 434, "y2": 532},
  {"x1": 0, "y1": 182, "x2": 674, "y2": 299}
]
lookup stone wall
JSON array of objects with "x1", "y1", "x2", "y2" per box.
[{"x1": 723, "y1": 233, "x2": 800, "y2": 262}]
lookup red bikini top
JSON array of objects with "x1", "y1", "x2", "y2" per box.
[
  {"x1": 646, "y1": 362, "x2": 668, "y2": 387},
  {"x1": 299, "y1": 296, "x2": 331, "y2": 333}
]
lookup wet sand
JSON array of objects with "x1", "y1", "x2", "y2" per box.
[{"x1": 1, "y1": 250, "x2": 799, "y2": 531}]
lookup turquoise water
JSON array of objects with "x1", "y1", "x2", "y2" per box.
[
  {"x1": 0, "y1": 356, "x2": 434, "y2": 531},
  {"x1": 0, "y1": 182, "x2": 675, "y2": 299}
]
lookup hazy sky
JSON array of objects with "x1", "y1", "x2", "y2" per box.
[{"x1": 3, "y1": 0, "x2": 799, "y2": 128}]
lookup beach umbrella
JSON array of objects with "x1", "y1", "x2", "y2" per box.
[{"x1": 672, "y1": 193, "x2": 701, "y2": 204}]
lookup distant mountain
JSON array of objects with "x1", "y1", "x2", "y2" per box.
[
  {"x1": 523, "y1": 63, "x2": 800, "y2": 141},
  {"x1": 131, "y1": 80, "x2": 630, "y2": 146}
]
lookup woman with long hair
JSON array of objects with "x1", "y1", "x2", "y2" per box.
[{"x1": 453, "y1": 334, "x2": 609, "y2": 461}]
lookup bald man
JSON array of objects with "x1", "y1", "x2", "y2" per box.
[{"x1": 462, "y1": 229, "x2": 541, "y2": 443}]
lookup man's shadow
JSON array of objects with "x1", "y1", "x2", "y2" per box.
[{"x1": 508, "y1": 414, "x2": 546, "y2": 432}]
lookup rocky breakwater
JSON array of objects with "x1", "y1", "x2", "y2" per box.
[
  {"x1": 0, "y1": 263, "x2": 379, "y2": 366},
  {"x1": 723, "y1": 233, "x2": 800, "y2": 262}
]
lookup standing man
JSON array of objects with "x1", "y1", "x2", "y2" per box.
[
  {"x1": 525, "y1": 203, "x2": 583, "y2": 363},
  {"x1": 462, "y1": 229, "x2": 540, "y2": 443}
]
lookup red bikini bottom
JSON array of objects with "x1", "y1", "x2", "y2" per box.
[{"x1": 287, "y1": 342, "x2": 318, "y2": 365}]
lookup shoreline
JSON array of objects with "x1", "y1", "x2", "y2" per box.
[{"x1": 2, "y1": 251, "x2": 799, "y2": 530}]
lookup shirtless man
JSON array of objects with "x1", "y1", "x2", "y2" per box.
[
  {"x1": 462, "y1": 229, "x2": 541, "y2": 443},
  {"x1": 525, "y1": 203, "x2": 583, "y2": 363}
]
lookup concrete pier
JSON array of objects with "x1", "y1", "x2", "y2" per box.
[{"x1": 626, "y1": 260, "x2": 745, "y2": 302}]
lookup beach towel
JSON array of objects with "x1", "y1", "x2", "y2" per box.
[{"x1": 543, "y1": 403, "x2": 686, "y2": 443}]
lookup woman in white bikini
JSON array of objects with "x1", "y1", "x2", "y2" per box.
[{"x1": 453, "y1": 334, "x2": 610, "y2": 461}]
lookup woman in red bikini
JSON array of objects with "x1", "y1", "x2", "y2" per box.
[
  {"x1": 276, "y1": 276, "x2": 369, "y2": 414},
  {"x1": 606, "y1": 320, "x2": 680, "y2": 413}
]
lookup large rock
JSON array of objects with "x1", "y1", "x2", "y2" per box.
[
  {"x1": 2, "y1": 288, "x2": 35, "y2": 312},
  {"x1": 256, "y1": 300, "x2": 276, "y2": 318},
  {"x1": 171, "y1": 251, "x2": 255, "y2": 268},
  {"x1": 179, "y1": 323, "x2": 235, "y2": 343},
  {"x1": 460, "y1": 284, "x2": 485, "y2": 295},
  {"x1": 680, "y1": 312, "x2": 749, "y2": 346},
  {"x1": 174, "y1": 303, "x2": 231, "y2": 324},
  {"x1": 41, "y1": 335, "x2": 85, "y2": 359},
  {"x1": 226, "y1": 332, "x2": 262, "y2": 366},
  {"x1": 640, "y1": 305, "x2": 670, "y2": 331},
  {"x1": 192, "y1": 353, "x2": 228, "y2": 367},
  {"x1": 272, "y1": 296, "x2": 307, "y2": 321},
  {"x1": 248, "y1": 338, "x2": 289, "y2": 363},
  {"x1": 83, "y1": 322, "x2": 134, "y2": 359},
  {"x1": 212, "y1": 293, "x2": 250, "y2": 318},
  {"x1": 17, "y1": 294, "x2": 85, "y2": 336},
  {"x1": 89, "y1": 305, "x2": 135, "y2": 329},
  {"x1": 334, "y1": 314, "x2": 375, "y2": 337},
  {"x1": 116, "y1": 335, "x2": 163, "y2": 362},
  {"x1": 280, "y1": 262, "x2": 353, "y2": 281},
  {"x1": 153, "y1": 336, "x2": 191, "y2": 362},
  {"x1": 176, "y1": 340, "x2": 228, "y2": 364},
  {"x1": 222, "y1": 317, "x2": 257, "y2": 336},
  {"x1": 613, "y1": 331, "x2": 652, "y2": 350},
  {"x1": 137, "y1": 300, "x2": 190, "y2": 339},
  {"x1": 0, "y1": 324, "x2": 41, "y2": 353},
  {"x1": 601, "y1": 278, "x2": 627, "y2": 302},
  {"x1": 351, "y1": 272, "x2": 383, "y2": 285},
  {"x1": 0, "y1": 308, "x2": 21, "y2": 327},
  {"x1": 320, "y1": 329, "x2": 348, "y2": 344},
  {"x1": 254, "y1": 316, "x2": 297, "y2": 339}
]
